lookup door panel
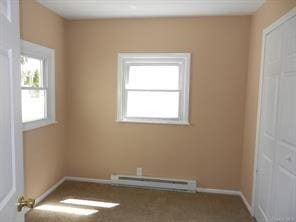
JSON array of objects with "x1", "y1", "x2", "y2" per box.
[
  {"x1": 264, "y1": 26, "x2": 282, "y2": 77},
  {"x1": 277, "y1": 143, "x2": 296, "y2": 175},
  {"x1": 256, "y1": 156, "x2": 273, "y2": 221},
  {"x1": 0, "y1": 0, "x2": 24, "y2": 221},
  {"x1": 277, "y1": 73, "x2": 296, "y2": 176},
  {"x1": 278, "y1": 75, "x2": 296, "y2": 147},
  {"x1": 273, "y1": 166, "x2": 296, "y2": 222},
  {"x1": 0, "y1": 49, "x2": 16, "y2": 210},
  {"x1": 261, "y1": 77, "x2": 278, "y2": 138},
  {"x1": 261, "y1": 134, "x2": 275, "y2": 161},
  {"x1": 283, "y1": 15, "x2": 296, "y2": 74}
]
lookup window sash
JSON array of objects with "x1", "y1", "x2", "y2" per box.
[
  {"x1": 117, "y1": 53, "x2": 190, "y2": 125},
  {"x1": 122, "y1": 64, "x2": 184, "y2": 120},
  {"x1": 21, "y1": 40, "x2": 56, "y2": 130},
  {"x1": 21, "y1": 86, "x2": 47, "y2": 90},
  {"x1": 124, "y1": 89, "x2": 181, "y2": 92},
  {"x1": 125, "y1": 63, "x2": 182, "y2": 91},
  {"x1": 124, "y1": 63, "x2": 184, "y2": 91}
]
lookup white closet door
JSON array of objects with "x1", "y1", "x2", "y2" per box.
[
  {"x1": 255, "y1": 23, "x2": 283, "y2": 222},
  {"x1": 273, "y1": 15, "x2": 296, "y2": 222},
  {"x1": 255, "y1": 10, "x2": 296, "y2": 222}
]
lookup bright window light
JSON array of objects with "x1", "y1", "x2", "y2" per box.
[
  {"x1": 21, "y1": 56, "x2": 46, "y2": 123},
  {"x1": 35, "y1": 204, "x2": 98, "y2": 216},
  {"x1": 60, "y1": 199, "x2": 120, "y2": 208},
  {"x1": 21, "y1": 89, "x2": 46, "y2": 122},
  {"x1": 127, "y1": 65, "x2": 179, "y2": 90},
  {"x1": 126, "y1": 91, "x2": 179, "y2": 118}
]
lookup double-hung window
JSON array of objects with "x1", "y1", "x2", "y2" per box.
[
  {"x1": 21, "y1": 40, "x2": 55, "y2": 131},
  {"x1": 117, "y1": 53, "x2": 190, "y2": 125}
]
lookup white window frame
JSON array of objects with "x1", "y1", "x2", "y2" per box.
[
  {"x1": 21, "y1": 40, "x2": 56, "y2": 131},
  {"x1": 117, "y1": 53, "x2": 190, "y2": 125}
]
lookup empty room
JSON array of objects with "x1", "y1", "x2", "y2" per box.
[{"x1": 1, "y1": 0, "x2": 296, "y2": 221}]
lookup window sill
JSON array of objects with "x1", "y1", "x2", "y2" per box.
[
  {"x1": 116, "y1": 119, "x2": 190, "y2": 126},
  {"x1": 23, "y1": 119, "x2": 57, "y2": 132}
]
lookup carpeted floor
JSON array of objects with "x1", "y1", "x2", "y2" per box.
[{"x1": 25, "y1": 181, "x2": 254, "y2": 222}]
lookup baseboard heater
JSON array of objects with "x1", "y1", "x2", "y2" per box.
[{"x1": 111, "y1": 174, "x2": 196, "y2": 192}]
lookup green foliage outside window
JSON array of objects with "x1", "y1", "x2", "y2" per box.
[{"x1": 21, "y1": 56, "x2": 40, "y2": 88}]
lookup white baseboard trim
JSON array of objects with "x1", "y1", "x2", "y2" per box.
[
  {"x1": 239, "y1": 192, "x2": 252, "y2": 216},
  {"x1": 197, "y1": 187, "x2": 240, "y2": 195},
  {"x1": 24, "y1": 177, "x2": 65, "y2": 214},
  {"x1": 25, "y1": 176, "x2": 253, "y2": 217},
  {"x1": 35, "y1": 177, "x2": 66, "y2": 204},
  {"x1": 64, "y1": 176, "x2": 111, "y2": 184},
  {"x1": 64, "y1": 177, "x2": 240, "y2": 196},
  {"x1": 197, "y1": 187, "x2": 252, "y2": 216}
]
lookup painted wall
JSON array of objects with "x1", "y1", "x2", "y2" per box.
[
  {"x1": 241, "y1": 0, "x2": 296, "y2": 205},
  {"x1": 20, "y1": 0, "x2": 66, "y2": 199},
  {"x1": 22, "y1": 0, "x2": 293, "y2": 201},
  {"x1": 65, "y1": 16, "x2": 250, "y2": 190}
]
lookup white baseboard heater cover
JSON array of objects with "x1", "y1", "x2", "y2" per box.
[{"x1": 111, "y1": 175, "x2": 196, "y2": 192}]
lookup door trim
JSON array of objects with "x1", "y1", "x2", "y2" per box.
[{"x1": 251, "y1": 7, "x2": 296, "y2": 217}]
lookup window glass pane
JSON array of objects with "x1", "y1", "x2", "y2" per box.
[
  {"x1": 126, "y1": 91, "x2": 179, "y2": 118},
  {"x1": 21, "y1": 89, "x2": 46, "y2": 122},
  {"x1": 21, "y1": 55, "x2": 43, "y2": 87},
  {"x1": 127, "y1": 65, "x2": 179, "y2": 90}
]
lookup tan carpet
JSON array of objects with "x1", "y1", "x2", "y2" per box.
[{"x1": 26, "y1": 181, "x2": 254, "y2": 222}]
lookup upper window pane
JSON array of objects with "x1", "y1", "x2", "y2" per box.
[
  {"x1": 127, "y1": 65, "x2": 179, "y2": 90},
  {"x1": 21, "y1": 55, "x2": 43, "y2": 88}
]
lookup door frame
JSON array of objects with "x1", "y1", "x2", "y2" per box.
[{"x1": 251, "y1": 7, "x2": 296, "y2": 217}]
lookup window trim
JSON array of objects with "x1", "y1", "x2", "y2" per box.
[
  {"x1": 117, "y1": 53, "x2": 190, "y2": 125},
  {"x1": 21, "y1": 40, "x2": 56, "y2": 131}
]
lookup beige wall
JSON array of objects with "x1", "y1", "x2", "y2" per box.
[
  {"x1": 65, "y1": 17, "x2": 250, "y2": 190},
  {"x1": 241, "y1": 0, "x2": 296, "y2": 204},
  {"x1": 22, "y1": 0, "x2": 293, "y2": 201},
  {"x1": 20, "y1": 0, "x2": 66, "y2": 199}
]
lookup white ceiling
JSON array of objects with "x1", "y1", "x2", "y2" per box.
[{"x1": 36, "y1": 0, "x2": 265, "y2": 20}]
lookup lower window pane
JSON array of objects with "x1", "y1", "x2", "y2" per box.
[
  {"x1": 126, "y1": 91, "x2": 179, "y2": 118},
  {"x1": 21, "y1": 89, "x2": 46, "y2": 123}
]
